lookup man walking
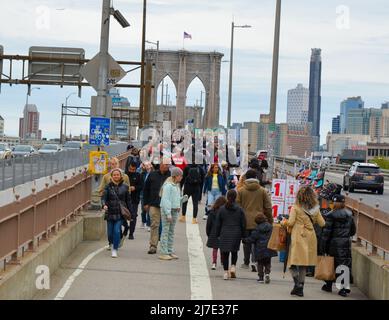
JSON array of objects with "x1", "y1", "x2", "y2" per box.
[
  {"x1": 237, "y1": 169, "x2": 273, "y2": 271},
  {"x1": 126, "y1": 161, "x2": 143, "y2": 240},
  {"x1": 143, "y1": 162, "x2": 171, "y2": 254}
]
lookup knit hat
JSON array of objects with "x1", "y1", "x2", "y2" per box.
[
  {"x1": 255, "y1": 213, "x2": 267, "y2": 224},
  {"x1": 170, "y1": 166, "x2": 183, "y2": 177}
]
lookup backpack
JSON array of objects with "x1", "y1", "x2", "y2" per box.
[{"x1": 186, "y1": 166, "x2": 201, "y2": 185}]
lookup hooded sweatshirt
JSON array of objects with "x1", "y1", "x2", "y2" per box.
[
  {"x1": 160, "y1": 177, "x2": 182, "y2": 219},
  {"x1": 237, "y1": 178, "x2": 273, "y2": 229}
]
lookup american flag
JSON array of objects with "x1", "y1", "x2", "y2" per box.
[{"x1": 184, "y1": 32, "x2": 192, "y2": 39}]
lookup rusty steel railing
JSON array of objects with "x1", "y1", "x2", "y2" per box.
[
  {"x1": 0, "y1": 151, "x2": 130, "y2": 272},
  {"x1": 346, "y1": 196, "x2": 389, "y2": 259}
]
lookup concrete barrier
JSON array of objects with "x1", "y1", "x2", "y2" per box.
[
  {"x1": 352, "y1": 245, "x2": 389, "y2": 300},
  {"x1": 0, "y1": 216, "x2": 84, "y2": 300},
  {"x1": 82, "y1": 211, "x2": 106, "y2": 241}
]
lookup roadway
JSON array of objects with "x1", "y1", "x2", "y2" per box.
[
  {"x1": 0, "y1": 143, "x2": 128, "y2": 191},
  {"x1": 34, "y1": 202, "x2": 366, "y2": 300}
]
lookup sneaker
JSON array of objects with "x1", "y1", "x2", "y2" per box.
[
  {"x1": 179, "y1": 215, "x2": 186, "y2": 223},
  {"x1": 241, "y1": 263, "x2": 249, "y2": 269},
  {"x1": 203, "y1": 215, "x2": 208, "y2": 220},
  {"x1": 147, "y1": 227, "x2": 151, "y2": 232},
  {"x1": 211, "y1": 263, "x2": 216, "y2": 270},
  {"x1": 128, "y1": 234, "x2": 134, "y2": 240},
  {"x1": 170, "y1": 253, "x2": 179, "y2": 259},
  {"x1": 257, "y1": 277, "x2": 264, "y2": 283},
  {"x1": 192, "y1": 218, "x2": 198, "y2": 224},
  {"x1": 106, "y1": 244, "x2": 112, "y2": 251},
  {"x1": 338, "y1": 288, "x2": 348, "y2": 297},
  {"x1": 111, "y1": 249, "x2": 118, "y2": 258},
  {"x1": 148, "y1": 247, "x2": 157, "y2": 254},
  {"x1": 223, "y1": 272, "x2": 229, "y2": 280},
  {"x1": 159, "y1": 254, "x2": 173, "y2": 261},
  {"x1": 230, "y1": 265, "x2": 236, "y2": 278},
  {"x1": 321, "y1": 284, "x2": 332, "y2": 293},
  {"x1": 119, "y1": 237, "x2": 125, "y2": 248},
  {"x1": 265, "y1": 274, "x2": 270, "y2": 284},
  {"x1": 251, "y1": 264, "x2": 257, "y2": 272}
]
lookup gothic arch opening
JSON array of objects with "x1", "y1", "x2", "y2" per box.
[{"x1": 186, "y1": 76, "x2": 206, "y2": 128}]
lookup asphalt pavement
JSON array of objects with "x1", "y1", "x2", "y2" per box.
[{"x1": 34, "y1": 201, "x2": 366, "y2": 301}]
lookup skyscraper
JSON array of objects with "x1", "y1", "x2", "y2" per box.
[
  {"x1": 287, "y1": 84, "x2": 309, "y2": 125},
  {"x1": 332, "y1": 115, "x2": 340, "y2": 134},
  {"x1": 340, "y1": 96, "x2": 364, "y2": 133},
  {"x1": 308, "y1": 48, "x2": 322, "y2": 151},
  {"x1": 19, "y1": 104, "x2": 41, "y2": 140}
]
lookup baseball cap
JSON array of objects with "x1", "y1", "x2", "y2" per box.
[{"x1": 332, "y1": 194, "x2": 345, "y2": 203}]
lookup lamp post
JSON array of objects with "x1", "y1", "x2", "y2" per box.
[
  {"x1": 25, "y1": 87, "x2": 40, "y2": 106},
  {"x1": 62, "y1": 92, "x2": 77, "y2": 144},
  {"x1": 227, "y1": 22, "x2": 251, "y2": 129},
  {"x1": 146, "y1": 39, "x2": 159, "y2": 122}
]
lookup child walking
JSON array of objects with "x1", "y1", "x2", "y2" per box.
[
  {"x1": 206, "y1": 196, "x2": 227, "y2": 270},
  {"x1": 216, "y1": 189, "x2": 246, "y2": 280},
  {"x1": 243, "y1": 213, "x2": 277, "y2": 283}
]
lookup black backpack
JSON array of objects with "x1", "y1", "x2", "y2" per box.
[{"x1": 186, "y1": 166, "x2": 201, "y2": 185}]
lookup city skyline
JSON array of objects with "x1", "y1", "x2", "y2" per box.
[{"x1": 0, "y1": 0, "x2": 388, "y2": 143}]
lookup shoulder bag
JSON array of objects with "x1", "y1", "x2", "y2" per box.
[{"x1": 111, "y1": 186, "x2": 132, "y2": 221}]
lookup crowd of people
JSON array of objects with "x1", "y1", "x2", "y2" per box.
[{"x1": 99, "y1": 143, "x2": 356, "y2": 298}]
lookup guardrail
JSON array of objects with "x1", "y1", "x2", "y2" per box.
[
  {"x1": 0, "y1": 143, "x2": 128, "y2": 191},
  {"x1": 0, "y1": 150, "x2": 130, "y2": 272},
  {"x1": 346, "y1": 196, "x2": 389, "y2": 259}
]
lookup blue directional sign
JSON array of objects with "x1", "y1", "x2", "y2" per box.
[{"x1": 89, "y1": 117, "x2": 110, "y2": 146}]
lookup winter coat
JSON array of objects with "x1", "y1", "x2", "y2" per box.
[
  {"x1": 160, "y1": 177, "x2": 182, "y2": 219},
  {"x1": 183, "y1": 164, "x2": 205, "y2": 195},
  {"x1": 216, "y1": 203, "x2": 246, "y2": 252},
  {"x1": 102, "y1": 181, "x2": 133, "y2": 221},
  {"x1": 206, "y1": 208, "x2": 220, "y2": 249},
  {"x1": 127, "y1": 171, "x2": 143, "y2": 204},
  {"x1": 244, "y1": 222, "x2": 278, "y2": 260},
  {"x1": 236, "y1": 178, "x2": 273, "y2": 229},
  {"x1": 203, "y1": 173, "x2": 227, "y2": 195},
  {"x1": 286, "y1": 205, "x2": 326, "y2": 267},
  {"x1": 320, "y1": 208, "x2": 356, "y2": 269},
  {"x1": 98, "y1": 170, "x2": 130, "y2": 197},
  {"x1": 143, "y1": 170, "x2": 171, "y2": 207}
]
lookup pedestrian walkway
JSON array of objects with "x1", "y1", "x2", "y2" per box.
[{"x1": 34, "y1": 201, "x2": 367, "y2": 300}]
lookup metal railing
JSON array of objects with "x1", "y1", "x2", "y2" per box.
[
  {"x1": 346, "y1": 197, "x2": 389, "y2": 260},
  {"x1": 0, "y1": 150, "x2": 130, "y2": 272},
  {"x1": 0, "y1": 143, "x2": 128, "y2": 191}
]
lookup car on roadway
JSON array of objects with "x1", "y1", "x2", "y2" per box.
[
  {"x1": 62, "y1": 141, "x2": 85, "y2": 150},
  {"x1": 0, "y1": 143, "x2": 13, "y2": 164},
  {"x1": 12, "y1": 145, "x2": 38, "y2": 158},
  {"x1": 343, "y1": 162, "x2": 384, "y2": 194},
  {"x1": 39, "y1": 144, "x2": 62, "y2": 154}
]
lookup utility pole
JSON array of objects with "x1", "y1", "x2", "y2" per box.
[
  {"x1": 227, "y1": 22, "x2": 234, "y2": 129},
  {"x1": 139, "y1": 0, "x2": 147, "y2": 128}
]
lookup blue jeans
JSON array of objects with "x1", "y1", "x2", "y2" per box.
[
  {"x1": 107, "y1": 219, "x2": 122, "y2": 250},
  {"x1": 207, "y1": 189, "x2": 222, "y2": 210}
]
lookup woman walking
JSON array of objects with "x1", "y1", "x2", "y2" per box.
[
  {"x1": 320, "y1": 194, "x2": 356, "y2": 297},
  {"x1": 206, "y1": 196, "x2": 227, "y2": 270},
  {"x1": 216, "y1": 190, "x2": 246, "y2": 280},
  {"x1": 159, "y1": 167, "x2": 185, "y2": 261},
  {"x1": 140, "y1": 161, "x2": 153, "y2": 231},
  {"x1": 102, "y1": 169, "x2": 133, "y2": 258},
  {"x1": 284, "y1": 186, "x2": 325, "y2": 297},
  {"x1": 203, "y1": 164, "x2": 227, "y2": 217}
]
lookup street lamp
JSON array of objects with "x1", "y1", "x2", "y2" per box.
[
  {"x1": 146, "y1": 39, "x2": 160, "y2": 122},
  {"x1": 227, "y1": 22, "x2": 251, "y2": 128},
  {"x1": 25, "y1": 87, "x2": 41, "y2": 106},
  {"x1": 61, "y1": 92, "x2": 77, "y2": 144}
]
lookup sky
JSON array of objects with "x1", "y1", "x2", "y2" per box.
[{"x1": 0, "y1": 0, "x2": 388, "y2": 144}]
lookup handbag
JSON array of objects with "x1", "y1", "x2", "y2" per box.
[
  {"x1": 314, "y1": 255, "x2": 336, "y2": 281},
  {"x1": 111, "y1": 186, "x2": 132, "y2": 221},
  {"x1": 267, "y1": 224, "x2": 287, "y2": 251}
]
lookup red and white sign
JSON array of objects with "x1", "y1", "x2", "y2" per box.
[
  {"x1": 271, "y1": 179, "x2": 286, "y2": 201},
  {"x1": 284, "y1": 199, "x2": 294, "y2": 216},
  {"x1": 286, "y1": 180, "x2": 299, "y2": 200},
  {"x1": 272, "y1": 200, "x2": 285, "y2": 219}
]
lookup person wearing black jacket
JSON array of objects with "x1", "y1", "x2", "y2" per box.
[
  {"x1": 180, "y1": 163, "x2": 205, "y2": 224},
  {"x1": 126, "y1": 161, "x2": 144, "y2": 240},
  {"x1": 143, "y1": 163, "x2": 171, "y2": 254},
  {"x1": 243, "y1": 213, "x2": 277, "y2": 284},
  {"x1": 320, "y1": 194, "x2": 356, "y2": 297},
  {"x1": 102, "y1": 169, "x2": 133, "y2": 258},
  {"x1": 215, "y1": 189, "x2": 246, "y2": 280}
]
